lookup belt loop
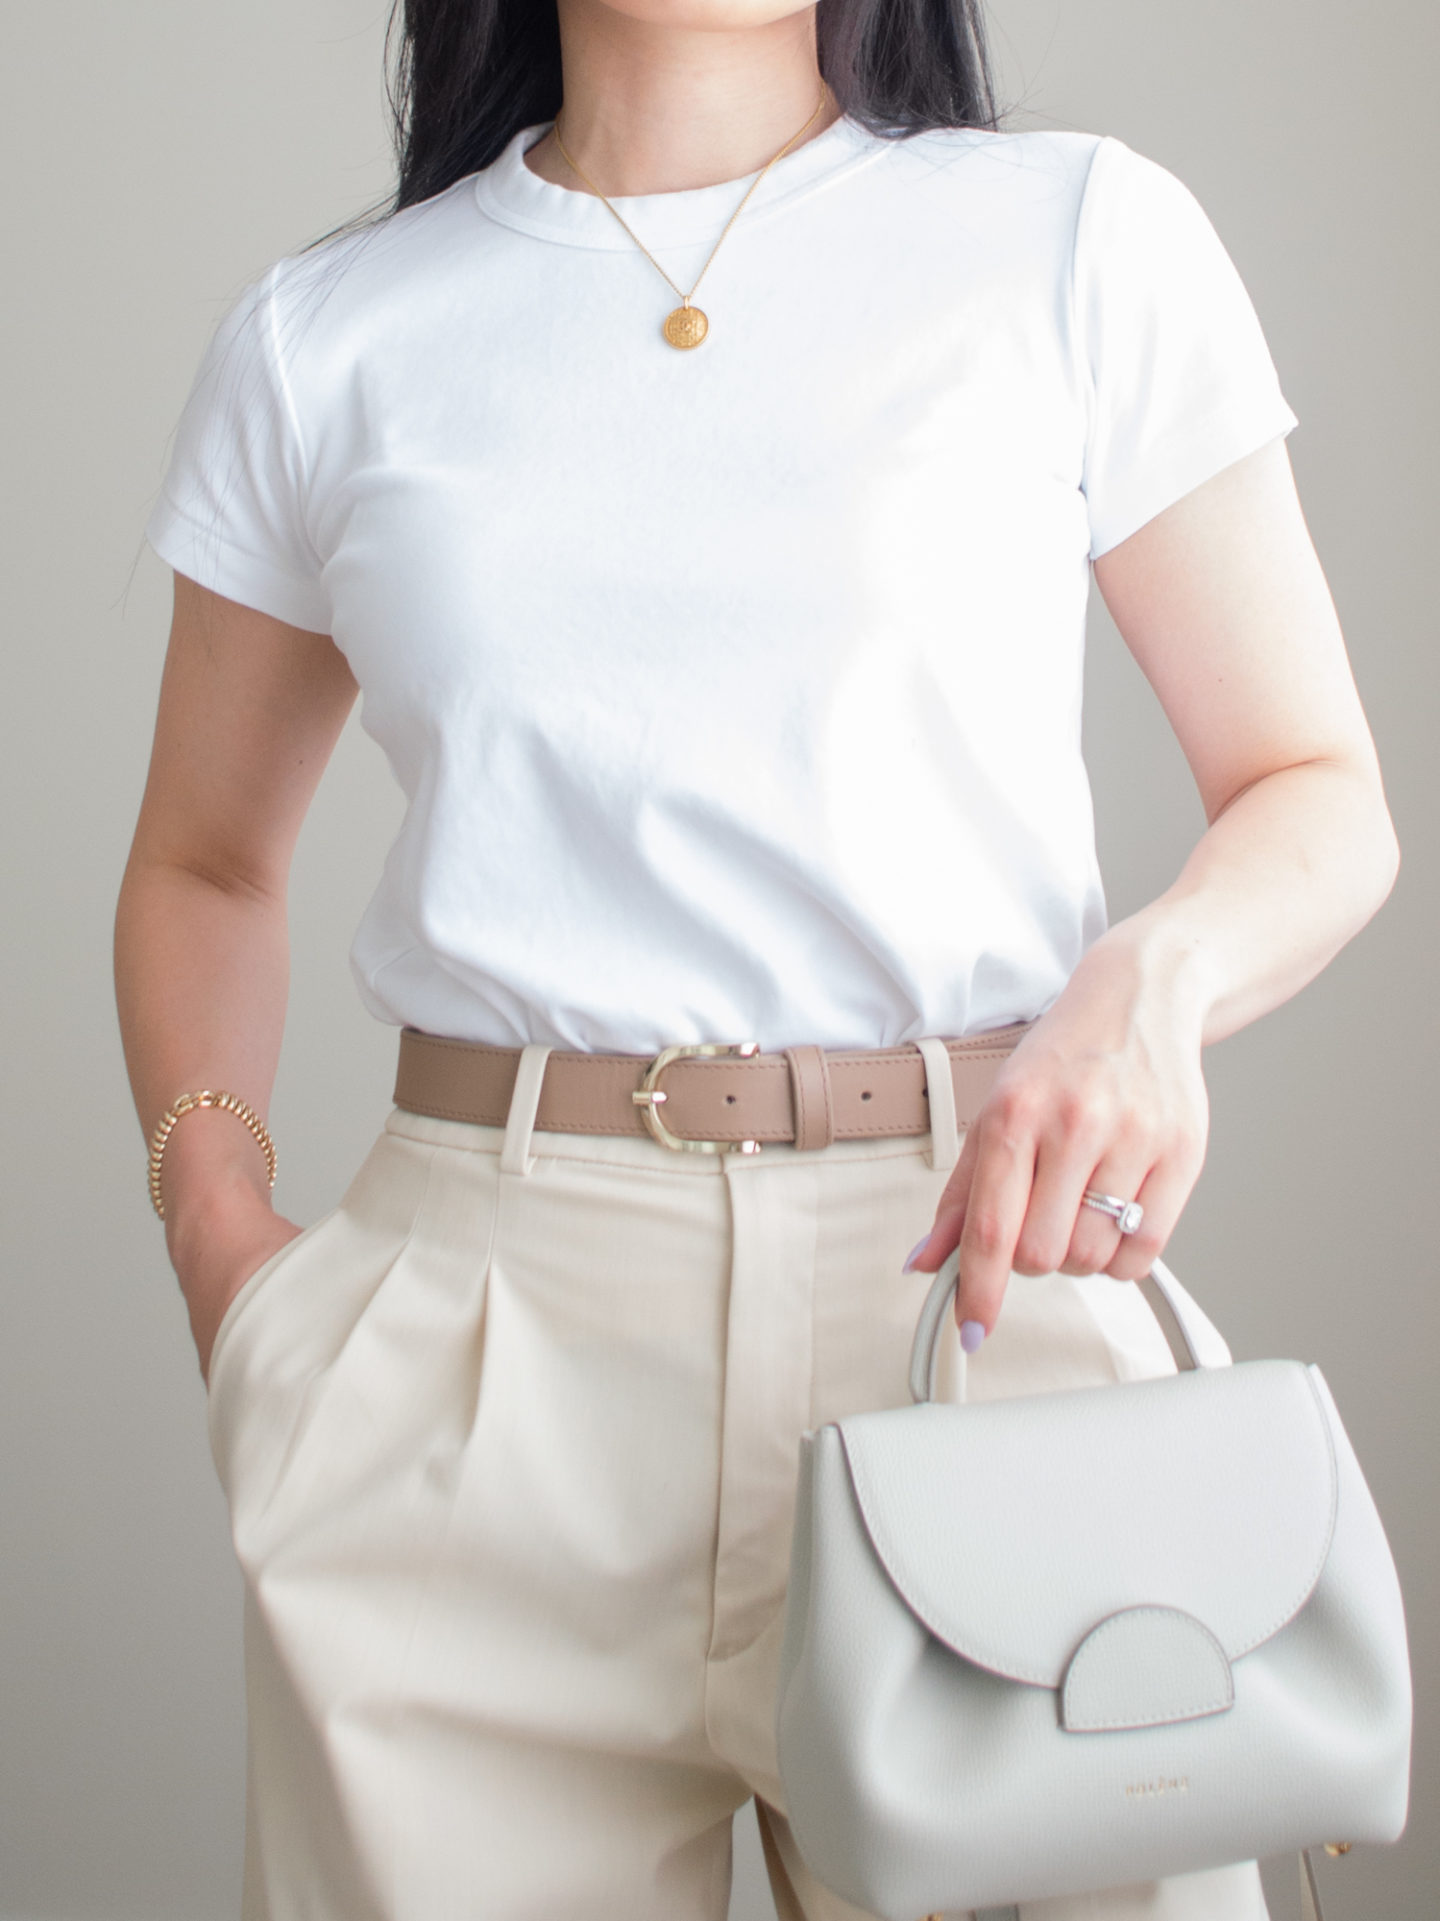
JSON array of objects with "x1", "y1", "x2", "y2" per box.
[
  {"x1": 915, "y1": 1036, "x2": 960, "y2": 1173},
  {"x1": 500, "y1": 1043, "x2": 552, "y2": 1176}
]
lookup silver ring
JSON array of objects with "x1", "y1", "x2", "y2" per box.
[{"x1": 1082, "y1": 1189, "x2": 1144, "y2": 1234}]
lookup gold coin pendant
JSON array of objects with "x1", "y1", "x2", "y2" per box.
[{"x1": 663, "y1": 304, "x2": 709, "y2": 350}]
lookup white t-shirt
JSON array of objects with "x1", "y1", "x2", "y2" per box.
[{"x1": 146, "y1": 112, "x2": 1298, "y2": 1054}]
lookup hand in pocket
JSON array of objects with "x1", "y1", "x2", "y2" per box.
[{"x1": 171, "y1": 1193, "x2": 307, "y2": 1386}]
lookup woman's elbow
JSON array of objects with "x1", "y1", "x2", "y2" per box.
[{"x1": 1353, "y1": 777, "x2": 1401, "y2": 926}]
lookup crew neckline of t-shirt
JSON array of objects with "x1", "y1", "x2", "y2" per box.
[{"x1": 473, "y1": 109, "x2": 888, "y2": 249}]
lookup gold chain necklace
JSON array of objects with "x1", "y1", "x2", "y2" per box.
[{"x1": 552, "y1": 84, "x2": 831, "y2": 350}]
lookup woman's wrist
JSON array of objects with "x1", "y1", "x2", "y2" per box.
[
  {"x1": 159, "y1": 1106, "x2": 277, "y2": 1266},
  {"x1": 1059, "y1": 904, "x2": 1217, "y2": 1052}
]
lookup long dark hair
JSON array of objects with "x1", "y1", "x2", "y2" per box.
[{"x1": 384, "y1": 0, "x2": 1001, "y2": 216}]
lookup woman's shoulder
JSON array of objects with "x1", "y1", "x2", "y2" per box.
[
  {"x1": 873, "y1": 121, "x2": 1206, "y2": 252},
  {"x1": 867, "y1": 120, "x2": 1114, "y2": 222},
  {"x1": 885, "y1": 120, "x2": 1104, "y2": 177},
  {"x1": 204, "y1": 175, "x2": 488, "y2": 382},
  {"x1": 858, "y1": 120, "x2": 1114, "y2": 257},
  {"x1": 268, "y1": 176, "x2": 482, "y2": 314}
]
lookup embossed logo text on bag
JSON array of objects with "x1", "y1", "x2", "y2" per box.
[{"x1": 1124, "y1": 1776, "x2": 1190, "y2": 1800}]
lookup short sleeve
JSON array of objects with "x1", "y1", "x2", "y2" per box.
[
  {"x1": 1076, "y1": 136, "x2": 1299, "y2": 561},
  {"x1": 145, "y1": 262, "x2": 331, "y2": 632}
]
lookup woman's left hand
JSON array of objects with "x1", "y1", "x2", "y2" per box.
[
  {"x1": 905, "y1": 920, "x2": 1211, "y2": 1344},
  {"x1": 903, "y1": 434, "x2": 1403, "y2": 1345}
]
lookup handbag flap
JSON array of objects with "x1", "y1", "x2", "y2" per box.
[{"x1": 835, "y1": 1359, "x2": 1337, "y2": 1688}]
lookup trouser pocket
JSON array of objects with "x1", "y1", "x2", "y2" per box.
[{"x1": 207, "y1": 1125, "x2": 445, "y2": 1537}]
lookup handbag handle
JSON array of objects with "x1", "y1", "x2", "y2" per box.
[{"x1": 907, "y1": 1248, "x2": 1231, "y2": 1405}]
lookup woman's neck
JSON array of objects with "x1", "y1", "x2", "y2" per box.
[{"x1": 522, "y1": 0, "x2": 839, "y2": 196}]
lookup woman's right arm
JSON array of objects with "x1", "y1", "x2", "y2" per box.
[{"x1": 114, "y1": 572, "x2": 358, "y2": 1382}]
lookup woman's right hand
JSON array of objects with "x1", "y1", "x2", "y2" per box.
[{"x1": 168, "y1": 1188, "x2": 305, "y2": 1387}]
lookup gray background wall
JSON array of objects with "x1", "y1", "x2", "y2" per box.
[{"x1": 1, "y1": 2, "x2": 1433, "y2": 1917}]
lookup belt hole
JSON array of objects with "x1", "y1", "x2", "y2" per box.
[
  {"x1": 725, "y1": 1094, "x2": 736, "y2": 1104},
  {"x1": 861, "y1": 1090, "x2": 871, "y2": 1101}
]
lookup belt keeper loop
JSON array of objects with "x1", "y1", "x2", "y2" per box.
[
  {"x1": 915, "y1": 1036, "x2": 960, "y2": 1172},
  {"x1": 784, "y1": 1044, "x2": 835, "y2": 1152}
]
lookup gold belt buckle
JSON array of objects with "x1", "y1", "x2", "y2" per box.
[{"x1": 631, "y1": 1040, "x2": 763, "y2": 1153}]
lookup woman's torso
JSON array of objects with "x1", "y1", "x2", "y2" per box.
[{"x1": 150, "y1": 115, "x2": 1294, "y2": 1052}]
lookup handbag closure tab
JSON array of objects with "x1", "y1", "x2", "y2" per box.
[{"x1": 1059, "y1": 1604, "x2": 1235, "y2": 1731}]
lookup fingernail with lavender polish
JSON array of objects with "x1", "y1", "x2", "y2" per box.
[
  {"x1": 901, "y1": 1234, "x2": 931, "y2": 1273},
  {"x1": 959, "y1": 1319, "x2": 987, "y2": 1353}
]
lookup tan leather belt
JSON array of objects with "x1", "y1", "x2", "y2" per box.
[{"x1": 393, "y1": 1023, "x2": 1031, "y2": 1153}]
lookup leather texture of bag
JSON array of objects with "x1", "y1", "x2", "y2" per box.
[{"x1": 775, "y1": 1250, "x2": 1412, "y2": 1921}]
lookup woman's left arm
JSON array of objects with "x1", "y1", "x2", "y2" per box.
[{"x1": 909, "y1": 435, "x2": 1400, "y2": 1339}]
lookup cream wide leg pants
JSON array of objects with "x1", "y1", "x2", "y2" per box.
[{"x1": 204, "y1": 1040, "x2": 1270, "y2": 1921}]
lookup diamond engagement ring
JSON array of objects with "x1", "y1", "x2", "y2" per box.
[{"x1": 1081, "y1": 1189, "x2": 1145, "y2": 1234}]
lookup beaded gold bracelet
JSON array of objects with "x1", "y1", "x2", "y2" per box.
[{"x1": 147, "y1": 1089, "x2": 277, "y2": 1222}]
